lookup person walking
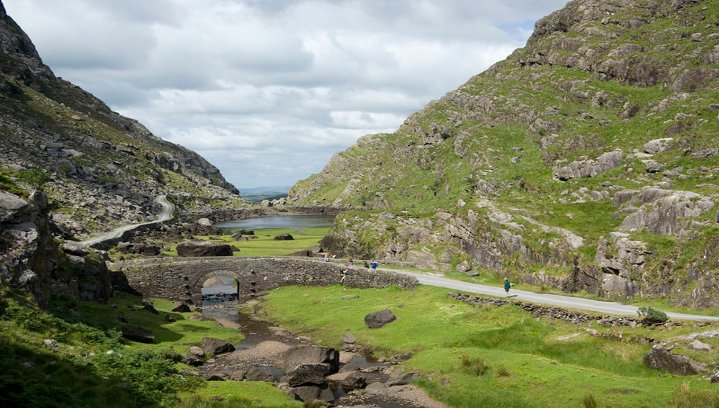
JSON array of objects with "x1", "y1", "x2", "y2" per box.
[
  {"x1": 504, "y1": 277, "x2": 511, "y2": 295},
  {"x1": 371, "y1": 260, "x2": 378, "y2": 270}
]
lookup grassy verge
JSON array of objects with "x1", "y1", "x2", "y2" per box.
[
  {"x1": 160, "y1": 226, "x2": 330, "y2": 257},
  {"x1": 260, "y1": 285, "x2": 719, "y2": 408}
]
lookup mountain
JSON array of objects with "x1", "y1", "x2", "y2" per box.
[
  {"x1": 288, "y1": 0, "x2": 719, "y2": 306},
  {"x1": 0, "y1": 0, "x2": 242, "y2": 239}
]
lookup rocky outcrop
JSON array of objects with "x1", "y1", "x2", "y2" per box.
[
  {"x1": 643, "y1": 345, "x2": 705, "y2": 375},
  {"x1": 552, "y1": 150, "x2": 624, "y2": 181},
  {"x1": 619, "y1": 191, "x2": 714, "y2": 235},
  {"x1": 0, "y1": 189, "x2": 112, "y2": 306}
]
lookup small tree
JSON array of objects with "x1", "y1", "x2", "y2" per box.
[{"x1": 637, "y1": 306, "x2": 668, "y2": 325}]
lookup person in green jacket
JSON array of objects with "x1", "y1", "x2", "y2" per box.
[{"x1": 504, "y1": 277, "x2": 511, "y2": 295}]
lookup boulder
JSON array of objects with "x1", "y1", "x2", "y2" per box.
[
  {"x1": 364, "y1": 309, "x2": 397, "y2": 329},
  {"x1": 60, "y1": 241, "x2": 89, "y2": 257},
  {"x1": 0, "y1": 191, "x2": 29, "y2": 222},
  {"x1": 455, "y1": 261, "x2": 472, "y2": 273},
  {"x1": 283, "y1": 363, "x2": 331, "y2": 386},
  {"x1": 553, "y1": 150, "x2": 623, "y2": 181},
  {"x1": 643, "y1": 160, "x2": 663, "y2": 173},
  {"x1": 121, "y1": 326, "x2": 155, "y2": 343},
  {"x1": 273, "y1": 234, "x2": 294, "y2": 241},
  {"x1": 177, "y1": 241, "x2": 233, "y2": 257},
  {"x1": 643, "y1": 138, "x2": 673, "y2": 154},
  {"x1": 290, "y1": 386, "x2": 321, "y2": 403},
  {"x1": 171, "y1": 303, "x2": 192, "y2": 313},
  {"x1": 189, "y1": 346, "x2": 205, "y2": 357},
  {"x1": 196, "y1": 218, "x2": 213, "y2": 227},
  {"x1": 244, "y1": 365, "x2": 283, "y2": 382},
  {"x1": 691, "y1": 148, "x2": 718, "y2": 159},
  {"x1": 326, "y1": 370, "x2": 367, "y2": 391},
  {"x1": 620, "y1": 191, "x2": 714, "y2": 235},
  {"x1": 201, "y1": 337, "x2": 236, "y2": 356},
  {"x1": 142, "y1": 299, "x2": 159, "y2": 314},
  {"x1": 690, "y1": 340, "x2": 711, "y2": 351},
  {"x1": 283, "y1": 346, "x2": 340, "y2": 374},
  {"x1": 643, "y1": 345, "x2": 705, "y2": 375}
]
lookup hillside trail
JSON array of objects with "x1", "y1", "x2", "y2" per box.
[
  {"x1": 79, "y1": 195, "x2": 174, "y2": 247},
  {"x1": 382, "y1": 268, "x2": 719, "y2": 322}
]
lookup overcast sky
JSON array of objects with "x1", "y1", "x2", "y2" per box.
[{"x1": 6, "y1": 0, "x2": 567, "y2": 190}]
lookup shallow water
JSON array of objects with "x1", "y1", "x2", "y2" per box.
[{"x1": 216, "y1": 214, "x2": 334, "y2": 230}]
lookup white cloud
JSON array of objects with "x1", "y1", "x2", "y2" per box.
[{"x1": 5, "y1": 0, "x2": 568, "y2": 188}]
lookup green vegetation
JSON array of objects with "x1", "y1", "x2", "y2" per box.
[
  {"x1": 637, "y1": 306, "x2": 669, "y2": 325},
  {"x1": 162, "y1": 226, "x2": 330, "y2": 257},
  {"x1": 261, "y1": 285, "x2": 719, "y2": 407},
  {"x1": 0, "y1": 283, "x2": 297, "y2": 407}
]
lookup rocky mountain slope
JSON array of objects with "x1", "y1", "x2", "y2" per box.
[
  {"x1": 288, "y1": 0, "x2": 719, "y2": 306},
  {"x1": 0, "y1": 0, "x2": 242, "y2": 239}
]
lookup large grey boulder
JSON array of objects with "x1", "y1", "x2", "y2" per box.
[
  {"x1": 283, "y1": 363, "x2": 331, "y2": 386},
  {"x1": 201, "y1": 337, "x2": 236, "y2": 356},
  {"x1": 0, "y1": 191, "x2": 29, "y2": 222},
  {"x1": 364, "y1": 309, "x2": 397, "y2": 329},
  {"x1": 177, "y1": 241, "x2": 233, "y2": 257},
  {"x1": 643, "y1": 345, "x2": 705, "y2": 375},
  {"x1": 282, "y1": 345, "x2": 340, "y2": 374},
  {"x1": 643, "y1": 138, "x2": 673, "y2": 154},
  {"x1": 121, "y1": 326, "x2": 155, "y2": 343}
]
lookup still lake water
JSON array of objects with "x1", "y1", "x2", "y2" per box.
[{"x1": 216, "y1": 214, "x2": 334, "y2": 230}]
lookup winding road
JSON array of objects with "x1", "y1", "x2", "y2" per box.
[
  {"x1": 387, "y1": 269, "x2": 719, "y2": 321},
  {"x1": 80, "y1": 195, "x2": 174, "y2": 247}
]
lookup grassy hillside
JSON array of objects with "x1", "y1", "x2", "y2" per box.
[{"x1": 287, "y1": 0, "x2": 719, "y2": 306}]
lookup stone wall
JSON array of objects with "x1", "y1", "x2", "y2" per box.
[{"x1": 116, "y1": 257, "x2": 418, "y2": 304}]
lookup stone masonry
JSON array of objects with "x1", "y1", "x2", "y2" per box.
[{"x1": 116, "y1": 257, "x2": 418, "y2": 304}]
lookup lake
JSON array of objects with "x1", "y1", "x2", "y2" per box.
[{"x1": 216, "y1": 214, "x2": 334, "y2": 230}]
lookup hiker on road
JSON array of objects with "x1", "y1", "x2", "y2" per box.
[{"x1": 504, "y1": 278, "x2": 511, "y2": 295}]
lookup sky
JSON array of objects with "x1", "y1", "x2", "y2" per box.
[{"x1": 5, "y1": 0, "x2": 568, "y2": 190}]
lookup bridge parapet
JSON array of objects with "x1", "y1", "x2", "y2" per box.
[{"x1": 114, "y1": 256, "x2": 418, "y2": 304}]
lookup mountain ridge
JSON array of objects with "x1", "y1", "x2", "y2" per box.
[{"x1": 0, "y1": 0, "x2": 243, "y2": 239}]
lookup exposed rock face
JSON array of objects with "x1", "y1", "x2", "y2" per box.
[
  {"x1": 0, "y1": 190, "x2": 112, "y2": 306},
  {"x1": 643, "y1": 345, "x2": 705, "y2": 375},
  {"x1": 0, "y1": 3, "x2": 241, "y2": 239},
  {"x1": 619, "y1": 191, "x2": 714, "y2": 235},
  {"x1": 176, "y1": 241, "x2": 233, "y2": 257},
  {"x1": 552, "y1": 150, "x2": 624, "y2": 181}
]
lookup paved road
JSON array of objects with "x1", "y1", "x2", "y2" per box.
[
  {"x1": 80, "y1": 195, "x2": 174, "y2": 247},
  {"x1": 387, "y1": 269, "x2": 719, "y2": 322}
]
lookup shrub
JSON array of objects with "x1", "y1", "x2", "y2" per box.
[
  {"x1": 637, "y1": 306, "x2": 668, "y2": 324},
  {"x1": 17, "y1": 169, "x2": 48, "y2": 187},
  {"x1": 584, "y1": 393, "x2": 598, "y2": 408},
  {"x1": 460, "y1": 355, "x2": 488, "y2": 376},
  {"x1": 672, "y1": 382, "x2": 719, "y2": 408},
  {"x1": 496, "y1": 365, "x2": 511, "y2": 377}
]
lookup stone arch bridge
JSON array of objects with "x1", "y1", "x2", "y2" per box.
[{"x1": 115, "y1": 257, "x2": 417, "y2": 305}]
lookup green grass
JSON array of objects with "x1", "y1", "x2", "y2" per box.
[
  {"x1": 162, "y1": 226, "x2": 330, "y2": 257},
  {"x1": 261, "y1": 285, "x2": 719, "y2": 407},
  {"x1": 179, "y1": 381, "x2": 301, "y2": 408}
]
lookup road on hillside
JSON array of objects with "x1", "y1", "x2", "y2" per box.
[
  {"x1": 387, "y1": 269, "x2": 719, "y2": 322},
  {"x1": 80, "y1": 195, "x2": 174, "y2": 247}
]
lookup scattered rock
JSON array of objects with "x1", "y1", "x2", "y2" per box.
[
  {"x1": 196, "y1": 218, "x2": 213, "y2": 227},
  {"x1": 553, "y1": 150, "x2": 623, "y2": 181},
  {"x1": 121, "y1": 326, "x2": 155, "y2": 343},
  {"x1": 43, "y1": 339, "x2": 58, "y2": 352},
  {"x1": 273, "y1": 234, "x2": 294, "y2": 241},
  {"x1": 283, "y1": 363, "x2": 332, "y2": 386},
  {"x1": 177, "y1": 241, "x2": 233, "y2": 257},
  {"x1": 282, "y1": 346, "x2": 340, "y2": 374},
  {"x1": 364, "y1": 309, "x2": 397, "y2": 329},
  {"x1": 691, "y1": 148, "x2": 718, "y2": 159},
  {"x1": 201, "y1": 337, "x2": 236, "y2": 356},
  {"x1": 189, "y1": 346, "x2": 205, "y2": 357},
  {"x1": 171, "y1": 303, "x2": 192, "y2": 313},
  {"x1": 690, "y1": 339, "x2": 711, "y2": 351}
]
